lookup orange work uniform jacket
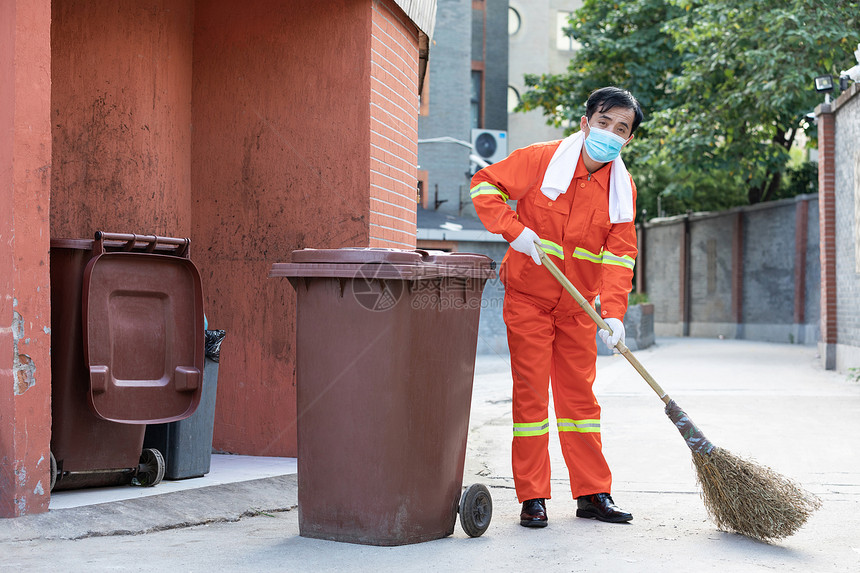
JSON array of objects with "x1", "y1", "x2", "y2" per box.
[
  {"x1": 470, "y1": 139, "x2": 638, "y2": 320},
  {"x1": 471, "y1": 139, "x2": 639, "y2": 500}
]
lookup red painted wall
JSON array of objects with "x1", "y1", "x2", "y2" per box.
[
  {"x1": 2, "y1": 1, "x2": 423, "y2": 513},
  {"x1": 0, "y1": 0, "x2": 53, "y2": 517},
  {"x1": 51, "y1": 0, "x2": 194, "y2": 238},
  {"x1": 191, "y1": 0, "x2": 375, "y2": 456},
  {"x1": 369, "y1": 0, "x2": 419, "y2": 248}
]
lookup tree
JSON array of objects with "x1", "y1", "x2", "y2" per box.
[
  {"x1": 519, "y1": 0, "x2": 684, "y2": 132},
  {"x1": 518, "y1": 0, "x2": 860, "y2": 217}
]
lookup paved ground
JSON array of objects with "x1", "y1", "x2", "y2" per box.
[{"x1": 2, "y1": 338, "x2": 859, "y2": 572}]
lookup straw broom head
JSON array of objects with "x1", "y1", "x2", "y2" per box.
[
  {"x1": 666, "y1": 400, "x2": 821, "y2": 542},
  {"x1": 691, "y1": 447, "x2": 822, "y2": 541}
]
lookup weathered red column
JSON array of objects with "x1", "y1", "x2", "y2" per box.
[
  {"x1": 0, "y1": 0, "x2": 53, "y2": 517},
  {"x1": 793, "y1": 197, "x2": 809, "y2": 344},
  {"x1": 731, "y1": 211, "x2": 744, "y2": 339}
]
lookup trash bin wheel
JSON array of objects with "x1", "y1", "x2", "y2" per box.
[
  {"x1": 136, "y1": 448, "x2": 166, "y2": 487},
  {"x1": 49, "y1": 451, "x2": 58, "y2": 492},
  {"x1": 459, "y1": 483, "x2": 492, "y2": 537}
]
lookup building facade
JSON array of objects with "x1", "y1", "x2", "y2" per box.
[
  {"x1": 1, "y1": 0, "x2": 434, "y2": 517},
  {"x1": 417, "y1": 0, "x2": 508, "y2": 218},
  {"x1": 507, "y1": 0, "x2": 583, "y2": 151}
]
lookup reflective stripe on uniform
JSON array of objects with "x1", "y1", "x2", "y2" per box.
[
  {"x1": 470, "y1": 182, "x2": 510, "y2": 201},
  {"x1": 602, "y1": 251, "x2": 636, "y2": 269},
  {"x1": 513, "y1": 418, "x2": 550, "y2": 437},
  {"x1": 539, "y1": 239, "x2": 564, "y2": 260},
  {"x1": 557, "y1": 418, "x2": 601, "y2": 433},
  {"x1": 572, "y1": 247, "x2": 635, "y2": 270}
]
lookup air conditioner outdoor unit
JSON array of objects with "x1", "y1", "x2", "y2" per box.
[{"x1": 471, "y1": 129, "x2": 508, "y2": 164}]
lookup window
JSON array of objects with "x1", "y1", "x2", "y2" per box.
[
  {"x1": 507, "y1": 85, "x2": 521, "y2": 114},
  {"x1": 556, "y1": 12, "x2": 581, "y2": 52},
  {"x1": 509, "y1": 7, "x2": 521, "y2": 35},
  {"x1": 471, "y1": 70, "x2": 482, "y2": 129}
]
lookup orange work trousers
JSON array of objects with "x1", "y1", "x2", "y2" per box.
[{"x1": 504, "y1": 291, "x2": 612, "y2": 501}]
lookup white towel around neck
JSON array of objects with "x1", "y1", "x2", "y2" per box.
[{"x1": 539, "y1": 131, "x2": 634, "y2": 224}]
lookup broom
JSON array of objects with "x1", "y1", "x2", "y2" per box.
[{"x1": 534, "y1": 243, "x2": 821, "y2": 542}]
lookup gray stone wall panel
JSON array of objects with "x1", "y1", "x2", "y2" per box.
[
  {"x1": 643, "y1": 196, "x2": 819, "y2": 345},
  {"x1": 688, "y1": 215, "x2": 734, "y2": 324},
  {"x1": 644, "y1": 222, "x2": 682, "y2": 325},
  {"x1": 742, "y1": 203, "x2": 796, "y2": 326},
  {"x1": 835, "y1": 94, "x2": 860, "y2": 347}
]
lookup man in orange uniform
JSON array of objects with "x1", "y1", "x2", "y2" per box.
[{"x1": 470, "y1": 87, "x2": 642, "y2": 527}]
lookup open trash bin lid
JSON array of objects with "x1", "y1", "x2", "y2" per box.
[{"x1": 71, "y1": 235, "x2": 205, "y2": 424}]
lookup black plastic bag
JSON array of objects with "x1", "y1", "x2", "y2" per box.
[{"x1": 205, "y1": 330, "x2": 226, "y2": 362}]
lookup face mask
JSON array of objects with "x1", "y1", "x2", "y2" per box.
[{"x1": 583, "y1": 120, "x2": 628, "y2": 163}]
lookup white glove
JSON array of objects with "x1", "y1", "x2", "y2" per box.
[
  {"x1": 599, "y1": 317, "x2": 625, "y2": 349},
  {"x1": 510, "y1": 227, "x2": 542, "y2": 265}
]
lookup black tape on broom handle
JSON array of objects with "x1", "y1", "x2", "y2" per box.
[{"x1": 534, "y1": 241, "x2": 671, "y2": 405}]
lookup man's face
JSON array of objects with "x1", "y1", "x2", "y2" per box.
[{"x1": 580, "y1": 106, "x2": 636, "y2": 144}]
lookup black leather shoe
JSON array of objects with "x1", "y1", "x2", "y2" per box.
[
  {"x1": 576, "y1": 493, "x2": 632, "y2": 523},
  {"x1": 520, "y1": 498, "x2": 548, "y2": 527}
]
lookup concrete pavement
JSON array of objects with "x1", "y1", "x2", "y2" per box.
[{"x1": 2, "y1": 338, "x2": 860, "y2": 572}]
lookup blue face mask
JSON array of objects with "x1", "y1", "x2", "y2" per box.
[{"x1": 583, "y1": 120, "x2": 628, "y2": 163}]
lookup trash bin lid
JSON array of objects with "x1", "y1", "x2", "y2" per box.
[
  {"x1": 289, "y1": 248, "x2": 425, "y2": 265},
  {"x1": 270, "y1": 248, "x2": 496, "y2": 280},
  {"x1": 82, "y1": 251, "x2": 205, "y2": 424}
]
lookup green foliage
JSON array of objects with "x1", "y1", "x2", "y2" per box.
[
  {"x1": 518, "y1": 0, "x2": 859, "y2": 218},
  {"x1": 628, "y1": 291, "x2": 650, "y2": 305},
  {"x1": 519, "y1": 0, "x2": 684, "y2": 132},
  {"x1": 779, "y1": 161, "x2": 819, "y2": 199}
]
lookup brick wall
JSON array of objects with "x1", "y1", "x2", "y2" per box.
[
  {"x1": 817, "y1": 102, "x2": 837, "y2": 368},
  {"x1": 643, "y1": 196, "x2": 820, "y2": 344},
  {"x1": 369, "y1": 0, "x2": 420, "y2": 248},
  {"x1": 831, "y1": 86, "x2": 860, "y2": 370}
]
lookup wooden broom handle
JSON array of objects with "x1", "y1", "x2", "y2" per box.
[{"x1": 534, "y1": 242, "x2": 672, "y2": 405}]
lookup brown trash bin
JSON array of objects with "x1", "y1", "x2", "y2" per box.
[
  {"x1": 49, "y1": 232, "x2": 205, "y2": 491},
  {"x1": 270, "y1": 248, "x2": 496, "y2": 546}
]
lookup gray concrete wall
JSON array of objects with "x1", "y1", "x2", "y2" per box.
[
  {"x1": 643, "y1": 220, "x2": 682, "y2": 336},
  {"x1": 644, "y1": 196, "x2": 819, "y2": 344},
  {"x1": 688, "y1": 214, "x2": 735, "y2": 338},
  {"x1": 484, "y1": 0, "x2": 509, "y2": 131},
  {"x1": 457, "y1": 240, "x2": 509, "y2": 355},
  {"x1": 804, "y1": 199, "x2": 821, "y2": 345},
  {"x1": 742, "y1": 202, "x2": 798, "y2": 343}
]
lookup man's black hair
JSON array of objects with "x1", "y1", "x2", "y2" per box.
[{"x1": 585, "y1": 87, "x2": 644, "y2": 134}]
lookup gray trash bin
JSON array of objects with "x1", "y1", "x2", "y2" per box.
[{"x1": 143, "y1": 330, "x2": 225, "y2": 479}]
